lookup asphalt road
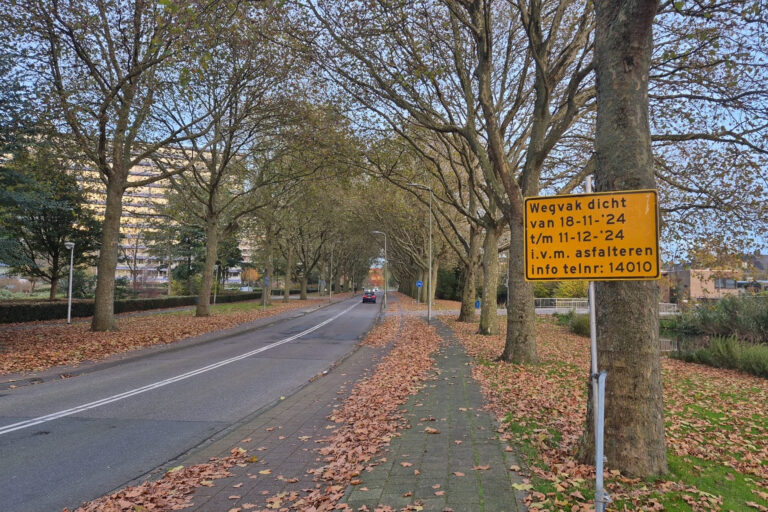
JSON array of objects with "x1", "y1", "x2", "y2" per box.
[{"x1": 0, "y1": 296, "x2": 378, "y2": 512}]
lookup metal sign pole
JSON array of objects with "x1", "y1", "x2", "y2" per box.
[{"x1": 587, "y1": 176, "x2": 609, "y2": 512}]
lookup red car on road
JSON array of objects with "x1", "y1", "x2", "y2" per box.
[{"x1": 362, "y1": 290, "x2": 376, "y2": 303}]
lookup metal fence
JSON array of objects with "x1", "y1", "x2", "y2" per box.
[
  {"x1": 534, "y1": 298, "x2": 588, "y2": 310},
  {"x1": 534, "y1": 298, "x2": 680, "y2": 315}
]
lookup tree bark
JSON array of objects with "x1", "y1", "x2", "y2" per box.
[
  {"x1": 91, "y1": 182, "x2": 124, "y2": 331},
  {"x1": 196, "y1": 217, "x2": 219, "y2": 317},
  {"x1": 468, "y1": 0, "x2": 536, "y2": 360},
  {"x1": 429, "y1": 259, "x2": 439, "y2": 307},
  {"x1": 283, "y1": 246, "x2": 293, "y2": 303},
  {"x1": 265, "y1": 235, "x2": 274, "y2": 305},
  {"x1": 478, "y1": 223, "x2": 500, "y2": 335},
  {"x1": 300, "y1": 275, "x2": 308, "y2": 300},
  {"x1": 458, "y1": 223, "x2": 480, "y2": 322},
  {"x1": 577, "y1": 0, "x2": 667, "y2": 477},
  {"x1": 49, "y1": 275, "x2": 58, "y2": 300},
  {"x1": 501, "y1": 220, "x2": 538, "y2": 363},
  {"x1": 167, "y1": 247, "x2": 173, "y2": 296}
]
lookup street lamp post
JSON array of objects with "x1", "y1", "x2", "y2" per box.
[
  {"x1": 371, "y1": 231, "x2": 387, "y2": 309},
  {"x1": 64, "y1": 241, "x2": 75, "y2": 324},
  {"x1": 409, "y1": 183, "x2": 432, "y2": 325}
]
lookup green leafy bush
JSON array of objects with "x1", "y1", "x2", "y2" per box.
[
  {"x1": 171, "y1": 275, "x2": 201, "y2": 296},
  {"x1": 674, "y1": 336, "x2": 768, "y2": 379},
  {"x1": 554, "y1": 310, "x2": 590, "y2": 336},
  {"x1": 72, "y1": 269, "x2": 97, "y2": 298},
  {"x1": 673, "y1": 295, "x2": 768, "y2": 343},
  {"x1": 534, "y1": 282, "x2": 556, "y2": 298}
]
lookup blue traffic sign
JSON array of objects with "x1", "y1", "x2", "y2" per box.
[
  {"x1": 416, "y1": 280, "x2": 423, "y2": 288},
  {"x1": 264, "y1": 277, "x2": 269, "y2": 286}
]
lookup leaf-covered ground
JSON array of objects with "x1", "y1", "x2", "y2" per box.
[
  {"x1": 0, "y1": 299, "x2": 333, "y2": 376},
  {"x1": 69, "y1": 305, "x2": 443, "y2": 512},
  {"x1": 397, "y1": 297, "x2": 464, "y2": 312},
  {"x1": 448, "y1": 316, "x2": 768, "y2": 511}
]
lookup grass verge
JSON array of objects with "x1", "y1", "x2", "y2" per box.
[{"x1": 448, "y1": 316, "x2": 768, "y2": 511}]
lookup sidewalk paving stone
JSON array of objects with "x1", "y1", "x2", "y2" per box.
[{"x1": 340, "y1": 321, "x2": 526, "y2": 512}]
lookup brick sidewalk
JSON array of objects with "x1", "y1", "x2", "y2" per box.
[
  {"x1": 340, "y1": 321, "x2": 526, "y2": 512},
  {"x1": 176, "y1": 317, "x2": 525, "y2": 512}
]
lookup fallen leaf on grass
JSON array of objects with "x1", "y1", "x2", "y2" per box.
[
  {"x1": 511, "y1": 483, "x2": 533, "y2": 491},
  {"x1": 453, "y1": 472, "x2": 465, "y2": 477}
]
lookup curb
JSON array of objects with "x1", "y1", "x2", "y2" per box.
[{"x1": 0, "y1": 296, "x2": 356, "y2": 391}]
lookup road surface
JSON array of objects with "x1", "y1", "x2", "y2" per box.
[{"x1": 0, "y1": 296, "x2": 377, "y2": 512}]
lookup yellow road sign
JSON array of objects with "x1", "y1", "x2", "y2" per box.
[{"x1": 524, "y1": 190, "x2": 660, "y2": 281}]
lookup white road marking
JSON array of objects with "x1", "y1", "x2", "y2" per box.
[{"x1": 0, "y1": 302, "x2": 359, "y2": 436}]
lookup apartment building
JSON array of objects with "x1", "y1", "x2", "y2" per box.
[
  {"x1": 79, "y1": 155, "x2": 254, "y2": 289},
  {"x1": 78, "y1": 160, "x2": 170, "y2": 286}
]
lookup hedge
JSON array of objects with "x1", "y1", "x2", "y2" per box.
[{"x1": 0, "y1": 291, "x2": 265, "y2": 324}]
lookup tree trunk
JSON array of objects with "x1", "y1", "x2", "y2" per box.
[
  {"x1": 470, "y1": 1, "x2": 536, "y2": 358},
  {"x1": 91, "y1": 182, "x2": 124, "y2": 331},
  {"x1": 501, "y1": 217, "x2": 538, "y2": 363},
  {"x1": 577, "y1": 0, "x2": 667, "y2": 477},
  {"x1": 283, "y1": 247, "x2": 293, "y2": 303},
  {"x1": 167, "y1": 247, "x2": 173, "y2": 296},
  {"x1": 300, "y1": 275, "x2": 308, "y2": 300},
  {"x1": 429, "y1": 259, "x2": 439, "y2": 306},
  {"x1": 458, "y1": 224, "x2": 480, "y2": 322},
  {"x1": 196, "y1": 217, "x2": 219, "y2": 317},
  {"x1": 479, "y1": 224, "x2": 500, "y2": 334},
  {"x1": 49, "y1": 275, "x2": 58, "y2": 300},
  {"x1": 334, "y1": 261, "x2": 342, "y2": 294},
  {"x1": 265, "y1": 236, "x2": 274, "y2": 306}
]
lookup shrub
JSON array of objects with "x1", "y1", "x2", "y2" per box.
[
  {"x1": 0, "y1": 291, "x2": 264, "y2": 323},
  {"x1": 534, "y1": 282, "x2": 556, "y2": 298},
  {"x1": 675, "y1": 335, "x2": 768, "y2": 379},
  {"x1": 72, "y1": 269, "x2": 97, "y2": 298},
  {"x1": 674, "y1": 295, "x2": 768, "y2": 343},
  {"x1": 568, "y1": 313, "x2": 590, "y2": 336},
  {"x1": 554, "y1": 310, "x2": 590, "y2": 336},
  {"x1": 114, "y1": 277, "x2": 133, "y2": 299},
  {"x1": 171, "y1": 275, "x2": 201, "y2": 296}
]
